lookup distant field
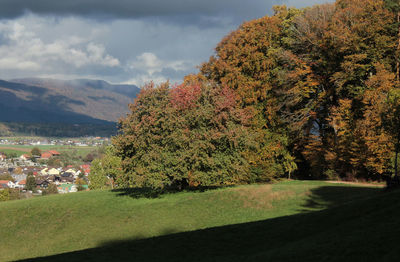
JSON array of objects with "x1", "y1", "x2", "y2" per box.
[
  {"x1": 1, "y1": 180, "x2": 396, "y2": 261},
  {"x1": 0, "y1": 145, "x2": 98, "y2": 157}
]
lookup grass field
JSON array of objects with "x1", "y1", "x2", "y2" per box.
[
  {"x1": 0, "y1": 180, "x2": 397, "y2": 261},
  {"x1": 0, "y1": 145, "x2": 98, "y2": 157}
]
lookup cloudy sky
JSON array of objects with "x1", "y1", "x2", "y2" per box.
[{"x1": 0, "y1": 0, "x2": 332, "y2": 86}]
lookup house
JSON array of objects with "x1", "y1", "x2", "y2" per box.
[
  {"x1": 64, "y1": 169, "x2": 77, "y2": 178},
  {"x1": 40, "y1": 152, "x2": 53, "y2": 160},
  {"x1": 40, "y1": 168, "x2": 49, "y2": 176},
  {"x1": 41, "y1": 150, "x2": 61, "y2": 159},
  {"x1": 61, "y1": 176, "x2": 74, "y2": 183},
  {"x1": 11, "y1": 174, "x2": 27, "y2": 183},
  {"x1": 36, "y1": 179, "x2": 49, "y2": 189},
  {"x1": 80, "y1": 164, "x2": 91, "y2": 176},
  {"x1": 0, "y1": 180, "x2": 15, "y2": 189},
  {"x1": 57, "y1": 184, "x2": 87, "y2": 193},
  {"x1": 19, "y1": 154, "x2": 30, "y2": 161},
  {"x1": 16, "y1": 180, "x2": 26, "y2": 189},
  {"x1": 0, "y1": 180, "x2": 9, "y2": 189},
  {"x1": 48, "y1": 150, "x2": 61, "y2": 156},
  {"x1": 0, "y1": 152, "x2": 6, "y2": 161},
  {"x1": 48, "y1": 168, "x2": 60, "y2": 176}
]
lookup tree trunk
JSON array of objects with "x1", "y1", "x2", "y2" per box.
[
  {"x1": 397, "y1": 11, "x2": 400, "y2": 81},
  {"x1": 395, "y1": 132, "x2": 399, "y2": 178}
]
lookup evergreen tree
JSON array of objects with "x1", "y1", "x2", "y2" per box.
[{"x1": 25, "y1": 173, "x2": 37, "y2": 192}]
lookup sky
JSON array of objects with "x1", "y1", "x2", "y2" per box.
[{"x1": 0, "y1": 0, "x2": 333, "y2": 86}]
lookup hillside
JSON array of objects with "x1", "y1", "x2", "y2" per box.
[
  {"x1": 0, "y1": 78, "x2": 140, "y2": 124},
  {"x1": 1, "y1": 181, "x2": 397, "y2": 261}
]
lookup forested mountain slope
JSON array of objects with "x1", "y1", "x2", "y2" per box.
[{"x1": 0, "y1": 78, "x2": 140, "y2": 124}]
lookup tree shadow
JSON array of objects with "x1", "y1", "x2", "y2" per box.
[
  {"x1": 19, "y1": 185, "x2": 398, "y2": 262},
  {"x1": 112, "y1": 187, "x2": 164, "y2": 199},
  {"x1": 301, "y1": 185, "x2": 383, "y2": 211}
]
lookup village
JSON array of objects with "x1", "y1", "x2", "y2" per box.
[
  {"x1": 0, "y1": 136, "x2": 110, "y2": 147},
  {"x1": 0, "y1": 149, "x2": 91, "y2": 194}
]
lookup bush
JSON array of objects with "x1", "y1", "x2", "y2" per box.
[
  {"x1": 42, "y1": 184, "x2": 58, "y2": 195},
  {"x1": 0, "y1": 189, "x2": 10, "y2": 201},
  {"x1": 0, "y1": 189, "x2": 22, "y2": 201}
]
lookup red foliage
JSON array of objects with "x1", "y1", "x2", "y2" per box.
[
  {"x1": 170, "y1": 84, "x2": 202, "y2": 110},
  {"x1": 214, "y1": 86, "x2": 237, "y2": 113}
]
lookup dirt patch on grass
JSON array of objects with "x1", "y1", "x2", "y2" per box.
[
  {"x1": 0, "y1": 146, "x2": 30, "y2": 152},
  {"x1": 233, "y1": 185, "x2": 295, "y2": 210}
]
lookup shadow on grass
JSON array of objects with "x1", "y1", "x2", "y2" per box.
[
  {"x1": 301, "y1": 185, "x2": 382, "y2": 210},
  {"x1": 21, "y1": 186, "x2": 400, "y2": 262}
]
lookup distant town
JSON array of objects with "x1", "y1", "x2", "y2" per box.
[
  {"x1": 0, "y1": 137, "x2": 109, "y2": 196},
  {"x1": 0, "y1": 137, "x2": 110, "y2": 147}
]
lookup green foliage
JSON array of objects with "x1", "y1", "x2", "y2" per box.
[
  {"x1": 77, "y1": 185, "x2": 86, "y2": 191},
  {"x1": 89, "y1": 147, "x2": 122, "y2": 190},
  {"x1": 31, "y1": 147, "x2": 41, "y2": 156},
  {"x1": 42, "y1": 184, "x2": 58, "y2": 195},
  {"x1": 0, "y1": 189, "x2": 10, "y2": 202},
  {"x1": 0, "y1": 189, "x2": 22, "y2": 202},
  {"x1": 47, "y1": 157, "x2": 61, "y2": 167},
  {"x1": 83, "y1": 153, "x2": 94, "y2": 163},
  {"x1": 25, "y1": 173, "x2": 37, "y2": 192},
  {"x1": 6, "y1": 152, "x2": 17, "y2": 158},
  {"x1": 0, "y1": 173, "x2": 14, "y2": 182},
  {"x1": 114, "y1": 81, "x2": 255, "y2": 189}
]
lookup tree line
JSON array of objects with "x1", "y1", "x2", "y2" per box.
[{"x1": 91, "y1": 0, "x2": 400, "y2": 190}]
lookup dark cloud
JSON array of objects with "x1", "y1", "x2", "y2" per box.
[
  {"x1": 0, "y1": 0, "x2": 334, "y2": 84},
  {"x1": 0, "y1": 0, "x2": 279, "y2": 21}
]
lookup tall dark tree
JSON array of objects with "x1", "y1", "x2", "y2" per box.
[{"x1": 25, "y1": 172, "x2": 37, "y2": 192}]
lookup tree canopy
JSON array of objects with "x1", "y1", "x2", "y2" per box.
[{"x1": 113, "y1": 0, "x2": 400, "y2": 189}]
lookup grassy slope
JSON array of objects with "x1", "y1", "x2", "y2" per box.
[{"x1": 0, "y1": 181, "x2": 395, "y2": 261}]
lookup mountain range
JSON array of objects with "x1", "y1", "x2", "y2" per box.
[{"x1": 0, "y1": 78, "x2": 140, "y2": 124}]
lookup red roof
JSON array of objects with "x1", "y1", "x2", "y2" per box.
[
  {"x1": 41, "y1": 152, "x2": 52, "y2": 159},
  {"x1": 0, "y1": 180, "x2": 11, "y2": 184},
  {"x1": 48, "y1": 150, "x2": 60, "y2": 155},
  {"x1": 18, "y1": 180, "x2": 26, "y2": 185}
]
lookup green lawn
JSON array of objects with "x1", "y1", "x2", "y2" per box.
[{"x1": 0, "y1": 181, "x2": 396, "y2": 261}]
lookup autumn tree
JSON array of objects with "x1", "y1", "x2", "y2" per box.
[
  {"x1": 114, "y1": 0, "x2": 400, "y2": 185},
  {"x1": 113, "y1": 81, "x2": 256, "y2": 190},
  {"x1": 200, "y1": 9, "x2": 299, "y2": 179}
]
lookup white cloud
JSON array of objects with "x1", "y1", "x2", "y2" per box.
[
  {"x1": 0, "y1": 17, "x2": 120, "y2": 76},
  {"x1": 126, "y1": 52, "x2": 194, "y2": 86},
  {"x1": 130, "y1": 52, "x2": 163, "y2": 75},
  {"x1": 122, "y1": 75, "x2": 169, "y2": 87}
]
